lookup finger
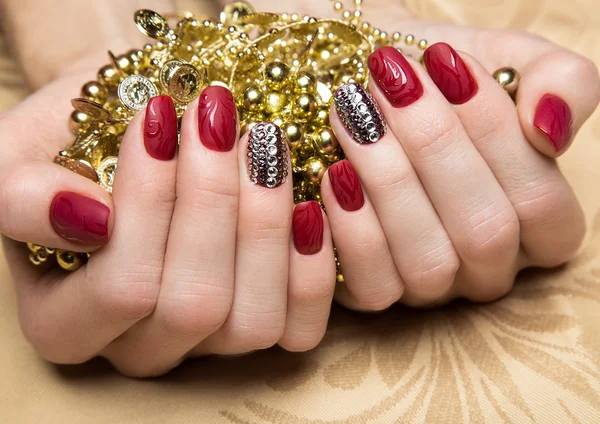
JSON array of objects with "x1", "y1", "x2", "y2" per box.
[
  {"x1": 364, "y1": 50, "x2": 520, "y2": 302},
  {"x1": 0, "y1": 160, "x2": 112, "y2": 252},
  {"x1": 330, "y1": 81, "x2": 460, "y2": 305},
  {"x1": 320, "y1": 160, "x2": 404, "y2": 310},
  {"x1": 19, "y1": 97, "x2": 178, "y2": 365},
  {"x1": 386, "y1": 22, "x2": 600, "y2": 157},
  {"x1": 198, "y1": 122, "x2": 292, "y2": 356},
  {"x1": 278, "y1": 201, "x2": 336, "y2": 352},
  {"x1": 104, "y1": 87, "x2": 240, "y2": 376},
  {"x1": 422, "y1": 44, "x2": 586, "y2": 267}
]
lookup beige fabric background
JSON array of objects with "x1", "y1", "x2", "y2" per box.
[{"x1": 1, "y1": 1, "x2": 599, "y2": 423}]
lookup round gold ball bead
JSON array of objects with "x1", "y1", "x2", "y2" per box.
[
  {"x1": 69, "y1": 110, "x2": 92, "y2": 133},
  {"x1": 493, "y1": 67, "x2": 520, "y2": 98},
  {"x1": 292, "y1": 93, "x2": 318, "y2": 120},
  {"x1": 265, "y1": 92, "x2": 288, "y2": 115},
  {"x1": 98, "y1": 64, "x2": 120, "y2": 88},
  {"x1": 115, "y1": 54, "x2": 133, "y2": 73},
  {"x1": 81, "y1": 81, "x2": 108, "y2": 104},
  {"x1": 56, "y1": 251, "x2": 83, "y2": 272},
  {"x1": 315, "y1": 105, "x2": 330, "y2": 125},
  {"x1": 304, "y1": 157, "x2": 328, "y2": 184},
  {"x1": 298, "y1": 137, "x2": 316, "y2": 158},
  {"x1": 243, "y1": 85, "x2": 265, "y2": 112},
  {"x1": 295, "y1": 71, "x2": 317, "y2": 93},
  {"x1": 314, "y1": 127, "x2": 339, "y2": 154},
  {"x1": 283, "y1": 122, "x2": 304, "y2": 150},
  {"x1": 265, "y1": 61, "x2": 290, "y2": 89}
]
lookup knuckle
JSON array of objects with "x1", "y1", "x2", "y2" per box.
[
  {"x1": 96, "y1": 270, "x2": 160, "y2": 321},
  {"x1": 403, "y1": 247, "x2": 460, "y2": 296},
  {"x1": 410, "y1": 116, "x2": 461, "y2": 160},
  {"x1": 107, "y1": 356, "x2": 175, "y2": 378},
  {"x1": 20, "y1": 319, "x2": 91, "y2": 365},
  {"x1": 459, "y1": 207, "x2": 520, "y2": 263},
  {"x1": 279, "y1": 328, "x2": 325, "y2": 353},
  {"x1": 245, "y1": 215, "x2": 292, "y2": 242},
  {"x1": 289, "y1": 277, "x2": 335, "y2": 308},
  {"x1": 159, "y1": 282, "x2": 233, "y2": 339},
  {"x1": 563, "y1": 53, "x2": 600, "y2": 101},
  {"x1": 228, "y1": 316, "x2": 286, "y2": 351}
]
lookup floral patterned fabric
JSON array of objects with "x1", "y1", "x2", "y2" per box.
[{"x1": 0, "y1": 0, "x2": 599, "y2": 422}]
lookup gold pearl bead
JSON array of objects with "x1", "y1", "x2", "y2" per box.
[
  {"x1": 315, "y1": 105, "x2": 330, "y2": 125},
  {"x1": 493, "y1": 67, "x2": 520, "y2": 98},
  {"x1": 264, "y1": 91, "x2": 288, "y2": 115},
  {"x1": 115, "y1": 54, "x2": 133, "y2": 73},
  {"x1": 81, "y1": 81, "x2": 108, "y2": 104},
  {"x1": 304, "y1": 157, "x2": 328, "y2": 184},
  {"x1": 69, "y1": 110, "x2": 92, "y2": 133},
  {"x1": 241, "y1": 116, "x2": 261, "y2": 134},
  {"x1": 97, "y1": 64, "x2": 120, "y2": 88},
  {"x1": 270, "y1": 114, "x2": 285, "y2": 128},
  {"x1": 314, "y1": 127, "x2": 339, "y2": 155},
  {"x1": 265, "y1": 61, "x2": 290, "y2": 89},
  {"x1": 292, "y1": 93, "x2": 317, "y2": 120},
  {"x1": 298, "y1": 137, "x2": 316, "y2": 158},
  {"x1": 283, "y1": 122, "x2": 304, "y2": 150},
  {"x1": 295, "y1": 71, "x2": 317, "y2": 93},
  {"x1": 243, "y1": 85, "x2": 265, "y2": 112}
]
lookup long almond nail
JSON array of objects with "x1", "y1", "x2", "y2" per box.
[
  {"x1": 247, "y1": 123, "x2": 288, "y2": 188},
  {"x1": 334, "y1": 83, "x2": 387, "y2": 144}
]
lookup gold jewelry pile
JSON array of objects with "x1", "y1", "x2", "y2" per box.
[{"x1": 27, "y1": 0, "x2": 518, "y2": 275}]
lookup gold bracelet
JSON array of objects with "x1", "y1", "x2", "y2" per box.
[{"x1": 26, "y1": 0, "x2": 519, "y2": 279}]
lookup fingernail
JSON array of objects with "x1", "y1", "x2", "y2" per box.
[
  {"x1": 293, "y1": 201, "x2": 324, "y2": 255},
  {"x1": 368, "y1": 47, "x2": 423, "y2": 108},
  {"x1": 198, "y1": 86, "x2": 237, "y2": 152},
  {"x1": 144, "y1": 96, "x2": 178, "y2": 160},
  {"x1": 50, "y1": 192, "x2": 110, "y2": 246},
  {"x1": 334, "y1": 83, "x2": 387, "y2": 144},
  {"x1": 247, "y1": 122, "x2": 288, "y2": 188},
  {"x1": 423, "y1": 42, "x2": 478, "y2": 105},
  {"x1": 533, "y1": 94, "x2": 573, "y2": 152},
  {"x1": 328, "y1": 160, "x2": 364, "y2": 212}
]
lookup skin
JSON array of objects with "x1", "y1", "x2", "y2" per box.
[{"x1": 0, "y1": 0, "x2": 598, "y2": 377}]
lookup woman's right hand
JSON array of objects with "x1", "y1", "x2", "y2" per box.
[{"x1": 0, "y1": 75, "x2": 337, "y2": 377}]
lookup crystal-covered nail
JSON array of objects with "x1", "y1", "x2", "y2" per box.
[
  {"x1": 247, "y1": 122, "x2": 288, "y2": 188},
  {"x1": 334, "y1": 83, "x2": 387, "y2": 144}
]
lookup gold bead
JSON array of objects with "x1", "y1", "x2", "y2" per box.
[
  {"x1": 304, "y1": 157, "x2": 328, "y2": 184},
  {"x1": 314, "y1": 127, "x2": 339, "y2": 155},
  {"x1": 270, "y1": 114, "x2": 285, "y2": 128},
  {"x1": 405, "y1": 34, "x2": 415, "y2": 45},
  {"x1": 81, "y1": 81, "x2": 108, "y2": 103},
  {"x1": 265, "y1": 61, "x2": 290, "y2": 89},
  {"x1": 392, "y1": 32, "x2": 402, "y2": 43},
  {"x1": 292, "y1": 93, "x2": 318, "y2": 120},
  {"x1": 115, "y1": 54, "x2": 133, "y2": 73},
  {"x1": 56, "y1": 250, "x2": 84, "y2": 272},
  {"x1": 282, "y1": 122, "x2": 304, "y2": 150},
  {"x1": 98, "y1": 64, "x2": 120, "y2": 88},
  {"x1": 298, "y1": 137, "x2": 316, "y2": 158},
  {"x1": 315, "y1": 105, "x2": 330, "y2": 125},
  {"x1": 69, "y1": 110, "x2": 92, "y2": 133},
  {"x1": 333, "y1": 2, "x2": 343, "y2": 11},
  {"x1": 493, "y1": 67, "x2": 520, "y2": 98},
  {"x1": 241, "y1": 117, "x2": 261, "y2": 134},
  {"x1": 295, "y1": 71, "x2": 317, "y2": 93},
  {"x1": 242, "y1": 85, "x2": 265, "y2": 112},
  {"x1": 418, "y1": 39, "x2": 428, "y2": 50}
]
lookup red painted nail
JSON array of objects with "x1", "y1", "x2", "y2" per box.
[
  {"x1": 423, "y1": 42, "x2": 478, "y2": 105},
  {"x1": 533, "y1": 94, "x2": 573, "y2": 152},
  {"x1": 368, "y1": 46, "x2": 423, "y2": 108},
  {"x1": 144, "y1": 96, "x2": 178, "y2": 160},
  {"x1": 328, "y1": 160, "x2": 364, "y2": 212},
  {"x1": 293, "y1": 201, "x2": 324, "y2": 255},
  {"x1": 50, "y1": 192, "x2": 110, "y2": 246},
  {"x1": 198, "y1": 86, "x2": 237, "y2": 152}
]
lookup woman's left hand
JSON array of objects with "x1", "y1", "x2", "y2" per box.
[{"x1": 323, "y1": 40, "x2": 599, "y2": 309}]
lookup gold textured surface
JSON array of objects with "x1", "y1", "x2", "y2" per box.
[{"x1": 1, "y1": 0, "x2": 600, "y2": 422}]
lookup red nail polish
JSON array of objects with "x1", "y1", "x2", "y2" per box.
[
  {"x1": 368, "y1": 46, "x2": 423, "y2": 108},
  {"x1": 328, "y1": 160, "x2": 364, "y2": 212},
  {"x1": 198, "y1": 86, "x2": 237, "y2": 152},
  {"x1": 293, "y1": 201, "x2": 324, "y2": 255},
  {"x1": 144, "y1": 96, "x2": 178, "y2": 160},
  {"x1": 49, "y1": 192, "x2": 110, "y2": 246},
  {"x1": 423, "y1": 42, "x2": 478, "y2": 105},
  {"x1": 533, "y1": 94, "x2": 572, "y2": 152}
]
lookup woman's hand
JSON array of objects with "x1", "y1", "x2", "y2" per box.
[{"x1": 0, "y1": 77, "x2": 337, "y2": 377}]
